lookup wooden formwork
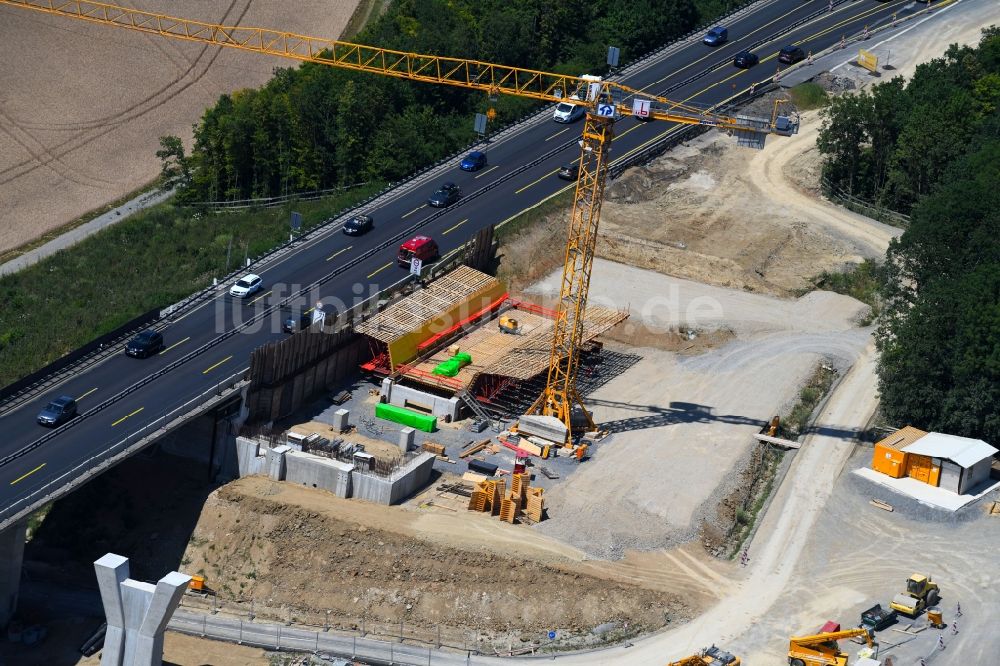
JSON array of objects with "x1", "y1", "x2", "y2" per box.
[
  {"x1": 499, "y1": 493, "x2": 521, "y2": 524},
  {"x1": 467, "y1": 491, "x2": 487, "y2": 512},
  {"x1": 511, "y1": 473, "x2": 530, "y2": 502}
]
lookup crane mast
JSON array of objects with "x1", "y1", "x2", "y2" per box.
[{"x1": 2, "y1": 0, "x2": 798, "y2": 442}]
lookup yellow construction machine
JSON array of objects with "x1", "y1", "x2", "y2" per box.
[
  {"x1": 668, "y1": 645, "x2": 741, "y2": 665},
  {"x1": 787, "y1": 627, "x2": 875, "y2": 666},
  {"x1": 889, "y1": 573, "x2": 940, "y2": 616}
]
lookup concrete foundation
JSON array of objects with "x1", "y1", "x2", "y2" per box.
[
  {"x1": 351, "y1": 452, "x2": 436, "y2": 504},
  {"x1": 381, "y1": 379, "x2": 460, "y2": 421},
  {"x1": 517, "y1": 415, "x2": 568, "y2": 443},
  {"x1": 266, "y1": 445, "x2": 290, "y2": 480},
  {"x1": 95, "y1": 554, "x2": 189, "y2": 666},
  {"x1": 399, "y1": 427, "x2": 415, "y2": 453},
  {"x1": 235, "y1": 437, "x2": 266, "y2": 477},
  {"x1": 0, "y1": 520, "x2": 27, "y2": 628},
  {"x1": 284, "y1": 450, "x2": 353, "y2": 497},
  {"x1": 333, "y1": 409, "x2": 350, "y2": 433}
]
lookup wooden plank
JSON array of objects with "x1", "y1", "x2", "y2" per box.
[
  {"x1": 753, "y1": 433, "x2": 801, "y2": 448},
  {"x1": 870, "y1": 499, "x2": 894, "y2": 512},
  {"x1": 459, "y1": 440, "x2": 490, "y2": 458}
]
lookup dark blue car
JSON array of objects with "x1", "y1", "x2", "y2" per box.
[
  {"x1": 460, "y1": 151, "x2": 487, "y2": 172},
  {"x1": 37, "y1": 395, "x2": 77, "y2": 427},
  {"x1": 703, "y1": 26, "x2": 728, "y2": 46}
]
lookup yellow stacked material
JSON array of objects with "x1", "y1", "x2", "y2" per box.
[
  {"x1": 468, "y1": 491, "x2": 486, "y2": 512},
  {"x1": 490, "y1": 480, "x2": 504, "y2": 515},
  {"x1": 499, "y1": 494, "x2": 521, "y2": 523},
  {"x1": 511, "y1": 472, "x2": 530, "y2": 501},
  {"x1": 422, "y1": 442, "x2": 446, "y2": 456},
  {"x1": 524, "y1": 488, "x2": 545, "y2": 523}
]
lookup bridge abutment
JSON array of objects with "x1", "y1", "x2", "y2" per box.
[{"x1": 0, "y1": 519, "x2": 27, "y2": 627}]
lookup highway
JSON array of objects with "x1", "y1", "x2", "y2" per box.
[{"x1": 0, "y1": 0, "x2": 921, "y2": 522}]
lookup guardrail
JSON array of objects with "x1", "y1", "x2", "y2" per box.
[
  {"x1": 184, "y1": 182, "x2": 373, "y2": 211},
  {"x1": 0, "y1": 370, "x2": 247, "y2": 531},
  {"x1": 0, "y1": 0, "x2": 813, "y2": 415},
  {"x1": 821, "y1": 178, "x2": 911, "y2": 227}
]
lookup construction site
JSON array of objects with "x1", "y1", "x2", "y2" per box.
[{"x1": 1, "y1": 1, "x2": 999, "y2": 666}]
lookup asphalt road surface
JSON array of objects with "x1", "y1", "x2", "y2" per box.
[{"x1": 0, "y1": 0, "x2": 921, "y2": 521}]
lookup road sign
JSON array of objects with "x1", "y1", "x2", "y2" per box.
[
  {"x1": 632, "y1": 98, "x2": 651, "y2": 118},
  {"x1": 474, "y1": 113, "x2": 488, "y2": 135},
  {"x1": 606, "y1": 46, "x2": 620, "y2": 68},
  {"x1": 290, "y1": 211, "x2": 302, "y2": 231},
  {"x1": 548, "y1": 631, "x2": 556, "y2": 640},
  {"x1": 410, "y1": 256, "x2": 423, "y2": 276},
  {"x1": 858, "y1": 49, "x2": 879, "y2": 73},
  {"x1": 597, "y1": 103, "x2": 615, "y2": 117}
]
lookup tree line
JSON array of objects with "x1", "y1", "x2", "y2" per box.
[
  {"x1": 820, "y1": 29, "x2": 1000, "y2": 443},
  {"x1": 159, "y1": 0, "x2": 743, "y2": 202}
]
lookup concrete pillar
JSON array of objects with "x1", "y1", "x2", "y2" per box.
[
  {"x1": 95, "y1": 554, "x2": 190, "y2": 666},
  {"x1": 0, "y1": 520, "x2": 27, "y2": 628},
  {"x1": 266, "y1": 445, "x2": 289, "y2": 481},
  {"x1": 399, "y1": 427, "x2": 415, "y2": 453},
  {"x1": 333, "y1": 408, "x2": 350, "y2": 433},
  {"x1": 95, "y1": 553, "x2": 130, "y2": 666},
  {"x1": 380, "y1": 377, "x2": 393, "y2": 402}
]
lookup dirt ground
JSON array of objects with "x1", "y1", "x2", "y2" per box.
[
  {"x1": 177, "y1": 477, "x2": 689, "y2": 644},
  {"x1": 0, "y1": 0, "x2": 360, "y2": 256}
]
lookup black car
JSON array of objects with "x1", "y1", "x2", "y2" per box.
[
  {"x1": 733, "y1": 51, "x2": 759, "y2": 69},
  {"x1": 557, "y1": 163, "x2": 580, "y2": 181},
  {"x1": 37, "y1": 395, "x2": 77, "y2": 427},
  {"x1": 778, "y1": 45, "x2": 806, "y2": 64},
  {"x1": 282, "y1": 310, "x2": 313, "y2": 333},
  {"x1": 428, "y1": 182, "x2": 461, "y2": 207},
  {"x1": 124, "y1": 329, "x2": 164, "y2": 358},
  {"x1": 343, "y1": 214, "x2": 373, "y2": 236}
]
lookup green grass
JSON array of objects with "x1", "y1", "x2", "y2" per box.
[
  {"x1": 0, "y1": 184, "x2": 385, "y2": 388},
  {"x1": 789, "y1": 82, "x2": 829, "y2": 110},
  {"x1": 781, "y1": 365, "x2": 838, "y2": 438},
  {"x1": 812, "y1": 259, "x2": 884, "y2": 325}
]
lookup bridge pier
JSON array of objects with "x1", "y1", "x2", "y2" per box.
[{"x1": 0, "y1": 519, "x2": 27, "y2": 627}]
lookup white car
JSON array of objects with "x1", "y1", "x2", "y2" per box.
[
  {"x1": 230, "y1": 273, "x2": 263, "y2": 298},
  {"x1": 553, "y1": 100, "x2": 585, "y2": 123}
]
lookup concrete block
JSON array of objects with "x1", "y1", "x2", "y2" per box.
[
  {"x1": 381, "y1": 377, "x2": 393, "y2": 402},
  {"x1": 387, "y1": 383, "x2": 460, "y2": 421},
  {"x1": 235, "y1": 437, "x2": 265, "y2": 477},
  {"x1": 351, "y1": 452, "x2": 435, "y2": 505},
  {"x1": 333, "y1": 408, "x2": 350, "y2": 433},
  {"x1": 517, "y1": 415, "x2": 567, "y2": 443},
  {"x1": 399, "y1": 427, "x2": 415, "y2": 453},
  {"x1": 266, "y1": 445, "x2": 290, "y2": 481},
  {"x1": 284, "y1": 451, "x2": 353, "y2": 498}
]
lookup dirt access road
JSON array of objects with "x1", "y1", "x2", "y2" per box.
[{"x1": 0, "y1": 0, "x2": 359, "y2": 256}]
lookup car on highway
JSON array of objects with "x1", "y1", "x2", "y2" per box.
[
  {"x1": 230, "y1": 273, "x2": 263, "y2": 298},
  {"x1": 733, "y1": 50, "x2": 759, "y2": 68},
  {"x1": 397, "y1": 235, "x2": 439, "y2": 267},
  {"x1": 124, "y1": 329, "x2": 164, "y2": 358},
  {"x1": 460, "y1": 151, "x2": 487, "y2": 172},
  {"x1": 427, "y1": 182, "x2": 461, "y2": 208},
  {"x1": 557, "y1": 163, "x2": 580, "y2": 181},
  {"x1": 778, "y1": 45, "x2": 806, "y2": 64},
  {"x1": 37, "y1": 395, "x2": 78, "y2": 427},
  {"x1": 553, "y1": 100, "x2": 585, "y2": 123},
  {"x1": 282, "y1": 310, "x2": 313, "y2": 333},
  {"x1": 343, "y1": 214, "x2": 373, "y2": 236},
  {"x1": 703, "y1": 26, "x2": 728, "y2": 46}
]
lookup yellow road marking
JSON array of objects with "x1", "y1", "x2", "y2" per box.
[
  {"x1": 159, "y1": 336, "x2": 190, "y2": 355},
  {"x1": 77, "y1": 387, "x2": 98, "y2": 400},
  {"x1": 305, "y1": 307, "x2": 315, "y2": 315},
  {"x1": 401, "y1": 204, "x2": 427, "y2": 219},
  {"x1": 612, "y1": 123, "x2": 645, "y2": 142},
  {"x1": 443, "y1": 218, "x2": 468, "y2": 235},
  {"x1": 546, "y1": 127, "x2": 572, "y2": 141},
  {"x1": 247, "y1": 290, "x2": 271, "y2": 305},
  {"x1": 475, "y1": 165, "x2": 500, "y2": 179},
  {"x1": 326, "y1": 246, "x2": 352, "y2": 262},
  {"x1": 111, "y1": 407, "x2": 144, "y2": 427},
  {"x1": 515, "y1": 168, "x2": 560, "y2": 194},
  {"x1": 10, "y1": 463, "x2": 46, "y2": 486},
  {"x1": 367, "y1": 262, "x2": 393, "y2": 278},
  {"x1": 202, "y1": 356, "x2": 232, "y2": 375}
]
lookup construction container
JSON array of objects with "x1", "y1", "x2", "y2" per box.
[
  {"x1": 872, "y1": 426, "x2": 928, "y2": 478},
  {"x1": 467, "y1": 459, "x2": 498, "y2": 476},
  {"x1": 188, "y1": 575, "x2": 205, "y2": 592},
  {"x1": 906, "y1": 454, "x2": 941, "y2": 486}
]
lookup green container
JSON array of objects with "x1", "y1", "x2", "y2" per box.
[{"x1": 375, "y1": 402, "x2": 437, "y2": 432}]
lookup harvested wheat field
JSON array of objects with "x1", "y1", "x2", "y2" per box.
[{"x1": 0, "y1": 0, "x2": 360, "y2": 255}]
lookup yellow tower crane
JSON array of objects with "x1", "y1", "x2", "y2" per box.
[{"x1": 1, "y1": 0, "x2": 798, "y2": 438}]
